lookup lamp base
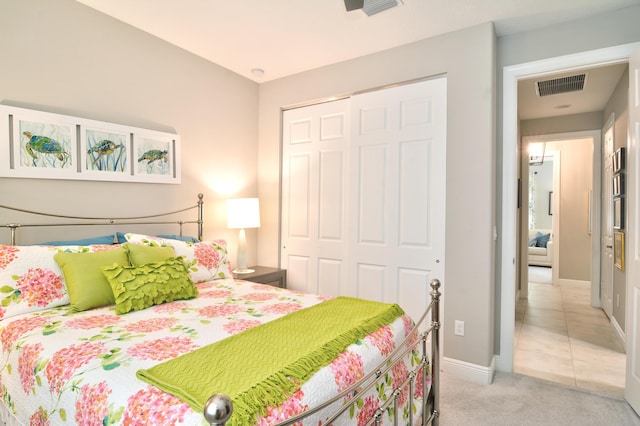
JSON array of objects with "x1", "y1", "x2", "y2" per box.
[{"x1": 233, "y1": 268, "x2": 255, "y2": 274}]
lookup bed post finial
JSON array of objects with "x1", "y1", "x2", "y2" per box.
[
  {"x1": 203, "y1": 393, "x2": 233, "y2": 425},
  {"x1": 197, "y1": 193, "x2": 204, "y2": 241}
]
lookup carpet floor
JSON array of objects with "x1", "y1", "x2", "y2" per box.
[{"x1": 439, "y1": 371, "x2": 640, "y2": 425}]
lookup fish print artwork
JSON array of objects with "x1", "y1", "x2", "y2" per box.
[
  {"x1": 19, "y1": 120, "x2": 73, "y2": 169},
  {"x1": 85, "y1": 129, "x2": 128, "y2": 173},
  {"x1": 136, "y1": 138, "x2": 171, "y2": 176}
]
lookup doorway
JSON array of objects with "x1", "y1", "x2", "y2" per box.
[
  {"x1": 500, "y1": 42, "x2": 640, "y2": 413},
  {"x1": 499, "y1": 43, "x2": 638, "y2": 372}
]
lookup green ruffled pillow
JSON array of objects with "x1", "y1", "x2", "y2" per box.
[{"x1": 102, "y1": 256, "x2": 198, "y2": 315}]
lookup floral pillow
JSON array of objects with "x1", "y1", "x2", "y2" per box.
[
  {"x1": 123, "y1": 233, "x2": 233, "y2": 283},
  {"x1": 0, "y1": 244, "x2": 121, "y2": 320}
]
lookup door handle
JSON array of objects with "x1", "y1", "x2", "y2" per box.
[{"x1": 606, "y1": 245, "x2": 613, "y2": 248}]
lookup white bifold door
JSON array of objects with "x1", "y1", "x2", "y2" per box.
[{"x1": 281, "y1": 78, "x2": 447, "y2": 321}]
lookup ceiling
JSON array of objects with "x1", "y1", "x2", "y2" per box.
[
  {"x1": 74, "y1": 0, "x2": 639, "y2": 119},
  {"x1": 75, "y1": 0, "x2": 639, "y2": 82},
  {"x1": 518, "y1": 63, "x2": 628, "y2": 120}
]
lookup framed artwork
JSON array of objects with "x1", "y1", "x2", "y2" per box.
[
  {"x1": 613, "y1": 173, "x2": 625, "y2": 197},
  {"x1": 613, "y1": 147, "x2": 626, "y2": 173},
  {"x1": 613, "y1": 197, "x2": 624, "y2": 230},
  {"x1": 81, "y1": 125, "x2": 131, "y2": 179},
  {"x1": 614, "y1": 231, "x2": 625, "y2": 271},
  {"x1": 0, "y1": 104, "x2": 180, "y2": 184},
  {"x1": 133, "y1": 130, "x2": 181, "y2": 184},
  {"x1": 10, "y1": 109, "x2": 79, "y2": 179}
]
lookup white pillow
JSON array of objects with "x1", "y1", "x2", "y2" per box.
[
  {"x1": 0, "y1": 244, "x2": 121, "y2": 320},
  {"x1": 123, "y1": 234, "x2": 233, "y2": 283}
]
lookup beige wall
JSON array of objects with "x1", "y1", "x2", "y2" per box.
[
  {"x1": 0, "y1": 0, "x2": 260, "y2": 266},
  {"x1": 258, "y1": 23, "x2": 497, "y2": 367}
]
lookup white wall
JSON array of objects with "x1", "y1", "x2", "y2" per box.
[
  {"x1": 0, "y1": 0, "x2": 260, "y2": 267},
  {"x1": 258, "y1": 23, "x2": 497, "y2": 369}
]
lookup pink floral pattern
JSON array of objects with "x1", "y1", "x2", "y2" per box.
[
  {"x1": 261, "y1": 302, "x2": 303, "y2": 315},
  {"x1": 1, "y1": 316, "x2": 49, "y2": 350},
  {"x1": 0, "y1": 278, "x2": 427, "y2": 425},
  {"x1": 367, "y1": 325, "x2": 395, "y2": 356},
  {"x1": 126, "y1": 337, "x2": 198, "y2": 361},
  {"x1": 75, "y1": 382, "x2": 111, "y2": 425},
  {"x1": 45, "y1": 341, "x2": 107, "y2": 394},
  {"x1": 67, "y1": 314, "x2": 122, "y2": 329},
  {"x1": 19, "y1": 343, "x2": 43, "y2": 393},
  {"x1": 15, "y1": 268, "x2": 65, "y2": 307},
  {"x1": 199, "y1": 304, "x2": 243, "y2": 318},
  {"x1": 0, "y1": 245, "x2": 19, "y2": 270},
  {"x1": 123, "y1": 386, "x2": 191, "y2": 425},
  {"x1": 223, "y1": 318, "x2": 263, "y2": 335},
  {"x1": 329, "y1": 351, "x2": 364, "y2": 392}
]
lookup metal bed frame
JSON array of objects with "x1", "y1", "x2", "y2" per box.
[
  {"x1": 204, "y1": 279, "x2": 441, "y2": 426},
  {"x1": 0, "y1": 193, "x2": 441, "y2": 425},
  {"x1": 1, "y1": 193, "x2": 204, "y2": 245}
]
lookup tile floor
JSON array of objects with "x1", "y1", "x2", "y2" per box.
[{"x1": 514, "y1": 266, "x2": 626, "y2": 399}]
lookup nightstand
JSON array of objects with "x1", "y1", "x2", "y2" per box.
[{"x1": 233, "y1": 266, "x2": 287, "y2": 288}]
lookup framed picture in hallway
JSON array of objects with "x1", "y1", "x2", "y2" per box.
[
  {"x1": 613, "y1": 197, "x2": 624, "y2": 230},
  {"x1": 614, "y1": 231, "x2": 625, "y2": 271}
]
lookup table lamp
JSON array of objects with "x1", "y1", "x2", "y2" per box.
[{"x1": 227, "y1": 198, "x2": 260, "y2": 274}]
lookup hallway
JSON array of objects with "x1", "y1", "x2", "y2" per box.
[{"x1": 514, "y1": 266, "x2": 626, "y2": 399}]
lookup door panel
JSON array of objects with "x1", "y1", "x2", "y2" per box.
[
  {"x1": 281, "y1": 78, "x2": 447, "y2": 323},
  {"x1": 349, "y1": 80, "x2": 446, "y2": 321}
]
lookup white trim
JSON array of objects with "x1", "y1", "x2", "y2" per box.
[
  {"x1": 611, "y1": 315, "x2": 626, "y2": 347},
  {"x1": 499, "y1": 41, "x2": 640, "y2": 373},
  {"x1": 442, "y1": 356, "x2": 496, "y2": 384}
]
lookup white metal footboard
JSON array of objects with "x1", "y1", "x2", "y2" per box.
[{"x1": 203, "y1": 279, "x2": 442, "y2": 426}]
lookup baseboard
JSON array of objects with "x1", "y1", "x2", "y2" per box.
[
  {"x1": 611, "y1": 316, "x2": 626, "y2": 347},
  {"x1": 441, "y1": 356, "x2": 495, "y2": 384}
]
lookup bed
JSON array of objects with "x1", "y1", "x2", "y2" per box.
[{"x1": 0, "y1": 195, "x2": 441, "y2": 425}]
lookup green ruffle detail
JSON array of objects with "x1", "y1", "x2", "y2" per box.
[
  {"x1": 102, "y1": 256, "x2": 198, "y2": 314},
  {"x1": 136, "y1": 296, "x2": 404, "y2": 425}
]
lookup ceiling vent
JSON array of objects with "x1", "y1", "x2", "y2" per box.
[
  {"x1": 535, "y1": 73, "x2": 587, "y2": 97},
  {"x1": 344, "y1": 0, "x2": 403, "y2": 16}
]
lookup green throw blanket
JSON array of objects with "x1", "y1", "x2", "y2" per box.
[{"x1": 136, "y1": 296, "x2": 404, "y2": 425}]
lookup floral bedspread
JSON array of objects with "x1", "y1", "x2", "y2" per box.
[{"x1": 0, "y1": 279, "x2": 427, "y2": 425}]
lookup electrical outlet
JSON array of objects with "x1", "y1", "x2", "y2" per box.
[{"x1": 455, "y1": 320, "x2": 464, "y2": 336}]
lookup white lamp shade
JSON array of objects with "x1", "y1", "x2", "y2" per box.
[{"x1": 227, "y1": 198, "x2": 260, "y2": 229}]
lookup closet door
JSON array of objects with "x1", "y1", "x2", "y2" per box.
[
  {"x1": 281, "y1": 78, "x2": 447, "y2": 321},
  {"x1": 348, "y1": 79, "x2": 447, "y2": 320},
  {"x1": 281, "y1": 99, "x2": 350, "y2": 296}
]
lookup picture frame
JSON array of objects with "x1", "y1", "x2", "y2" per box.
[
  {"x1": 81, "y1": 123, "x2": 132, "y2": 180},
  {"x1": 613, "y1": 173, "x2": 625, "y2": 197},
  {"x1": 132, "y1": 130, "x2": 181, "y2": 184},
  {"x1": 0, "y1": 104, "x2": 180, "y2": 184},
  {"x1": 10, "y1": 109, "x2": 79, "y2": 179},
  {"x1": 613, "y1": 197, "x2": 625, "y2": 230},
  {"x1": 613, "y1": 147, "x2": 626, "y2": 174},
  {"x1": 614, "y1": 231, "x2": 625, "y2": 271}
]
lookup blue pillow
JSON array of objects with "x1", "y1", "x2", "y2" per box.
[
  {"x1": 535, "y1": 232, "x2": 550, "y2": 248},
  {"x1": 528, "y1": 237, "x2": 537, "y2": 247},
  {"x1": 156, "y1": 234, "x2": 200, "y2": 243},
  {"x1": 40, "y1": 234, "x2": 117, "y2": 246}
]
